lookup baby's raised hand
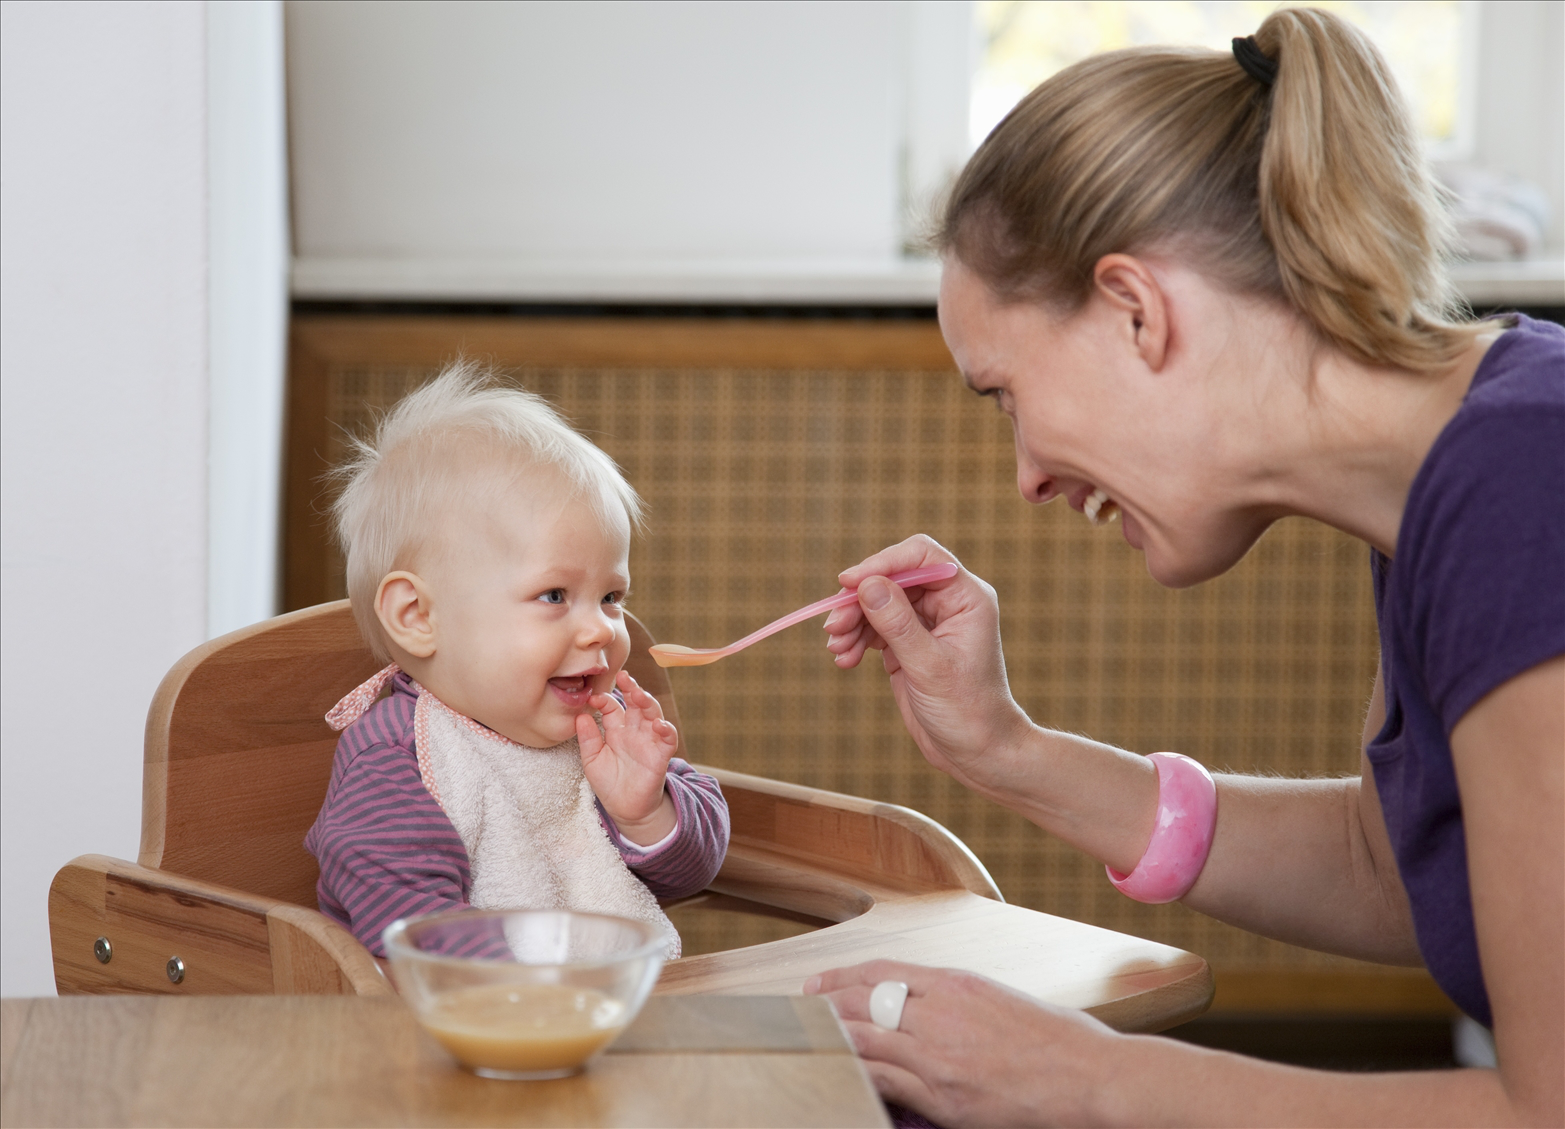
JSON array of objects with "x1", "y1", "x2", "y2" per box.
[{"x1": 576, "y1": 670, "x2": 680, "y2": 846}]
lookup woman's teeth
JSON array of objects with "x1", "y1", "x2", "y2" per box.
[{"x1": 1084, "y1": 488, "x2": 1119, "y2": 526}]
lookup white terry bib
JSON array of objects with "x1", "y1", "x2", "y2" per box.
[{"x1": 413, "y1": 690, "x2": 679, "y2": 958}]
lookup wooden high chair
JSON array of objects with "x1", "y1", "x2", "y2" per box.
[{"x1": 49, "y1": 602, "x2": 1211, "y2": 1031}]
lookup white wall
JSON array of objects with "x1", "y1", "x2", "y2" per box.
[
  {"x1": 286, "y1": 0, "x2": 977, "y2": 300},
  {"x1": 0, "y1": 0, "x2": 287, "y2": 998},
  {"x1": 288, "y1": 0, "x2": 903, "y2": 263},
  {"x1": 208, "y1": 1, "x2": 289, "y2": 637}
]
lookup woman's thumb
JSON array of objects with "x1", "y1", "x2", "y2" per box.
[{"x1": 858, "y1": 576, "x2": 929, "y2": 655}]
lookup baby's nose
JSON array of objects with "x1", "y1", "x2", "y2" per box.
[{"x1": 578, "y1": 607, "x2": 616, "y2": 643}]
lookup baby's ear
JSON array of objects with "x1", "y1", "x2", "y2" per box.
[{"x1": 375, "y1": 571, "x2": 437, "y2": 658}]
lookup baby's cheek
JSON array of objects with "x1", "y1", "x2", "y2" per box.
[{"x1": 606, "y1": 624, "x2": 632, "y2": 677}]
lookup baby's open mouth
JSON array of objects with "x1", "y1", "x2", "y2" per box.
[
  {"x1": 548, "y1": 675, "x2": 593, "y2": 702},
  {"x1": 1084, "y1": 487, "x2": 1119, "y2": 526}
]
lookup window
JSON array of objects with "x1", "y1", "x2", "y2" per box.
[{"x1": 970, "y1": 1, "x2": 1478, "y2": 160}]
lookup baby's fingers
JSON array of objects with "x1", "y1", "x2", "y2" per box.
[
  {"x1": 586, "y1": 692, "x2": 630, "y2": 741},
  {"x1": 614, "y1": 671, "x2": 665, "y2": 719},
  {"x1": 617, "y1": 687, "x2": 679, "y2": 753},
  {"x1": 587, "y1": 689, "x2": 622, "y2": 717},
  {"x1": 575, "y1": 712, "x2": 606, "y2": 758},
  {"x1": 650, "y1": 716, "x2": 679, "y2": 752}
]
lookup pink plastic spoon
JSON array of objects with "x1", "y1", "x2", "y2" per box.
[{"x1": 649, "y1": 562, "x2": 960, "y2": 668}]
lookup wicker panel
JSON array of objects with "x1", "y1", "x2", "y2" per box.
[{"x1": 315, "y1": 360, "x2": 1383, "y2": 973}]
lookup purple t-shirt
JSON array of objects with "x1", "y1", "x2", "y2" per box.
[{"x1": 1368, "y1": 314, "x2": 1565, "y2": 1027}]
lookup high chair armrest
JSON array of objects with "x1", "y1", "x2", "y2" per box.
[
  {"x1": 49, "y1": 855, "x2": 390, "y2": 997},
  {"x1": 696, "y1": 765, "x2": 1003, "y2": 902}
]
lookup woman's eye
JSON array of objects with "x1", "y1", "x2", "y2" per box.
[{"x1": 539, "y1": 589, "x2": 566, "y2": 605}]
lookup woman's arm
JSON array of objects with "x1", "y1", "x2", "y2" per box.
[
  {"x1": 828, "y1": 536, "x2": 1418, "y2": 962},
  {"x1": 956, "y1": 710, "x2": 1421, "y2": 963},
  {"x1": 1177, "y1": 674, "x2": 1420, "y2": 964},
  {"x1": 809, "y1": 960, "x2": 1513, "y2": 1128},
  {"x1": 809, "y1": 655, "x2": 1563, "y2": 1127},
  {"x1": 1116, "y1": 682, "x2": 1559, "y2": 1129},
  {"x1": 1449, "y1": 654, "x2": 1564, "y2": 1122}
]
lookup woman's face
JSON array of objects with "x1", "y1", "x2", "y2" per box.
[{"x1": 937, "y1": 256, "x2": 1277, "y2": 588}]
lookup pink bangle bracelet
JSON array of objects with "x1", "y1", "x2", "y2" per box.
[{"x1": 1106, "y1": 752, "x2": 1218, "y2": 904}]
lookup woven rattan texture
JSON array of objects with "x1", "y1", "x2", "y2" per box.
[{"x1": 323, "y1": 364, "x2": 1383, "y2": 969}]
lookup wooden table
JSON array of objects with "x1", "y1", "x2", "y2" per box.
[{"x1": 0, "y1": 995, "x2": 889, "y2": 1128}]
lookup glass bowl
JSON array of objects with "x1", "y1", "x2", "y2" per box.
[{"x1": 383, "y1": 908, "x2": 668, "y2": 1080}]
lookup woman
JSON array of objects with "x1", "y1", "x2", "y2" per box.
[{"x1": 805, "y1": 9, "x2": 1562, "y2": 1127}]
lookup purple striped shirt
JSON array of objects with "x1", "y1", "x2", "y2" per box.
[{"x1": 304, "y1": 672, "x2": 729, "y2": 956}]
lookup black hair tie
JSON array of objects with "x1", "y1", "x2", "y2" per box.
[{"x1": 1232, "y1": 35, "x2": 1278, "y2": 86}]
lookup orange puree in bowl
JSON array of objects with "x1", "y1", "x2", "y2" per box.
[{"x1": 420, "y1": 984, "x2": 628, "y2": 1075}]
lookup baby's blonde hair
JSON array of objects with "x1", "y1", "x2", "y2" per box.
[{"x1": 331, "y1": 362, "x2": 644, "y2": 661}]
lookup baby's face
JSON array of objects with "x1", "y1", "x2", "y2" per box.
[{"x1": 414, "y1": 486, "x2": 632, "y2": 748}]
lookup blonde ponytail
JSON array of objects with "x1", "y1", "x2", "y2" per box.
[{"x1": 941, "y1": 7, "x2": 1481, "y2": 372}]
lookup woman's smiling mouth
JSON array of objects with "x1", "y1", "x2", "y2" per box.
[{"x1": 1084, "y1": 487, "x2": 1120, "y2": 525}]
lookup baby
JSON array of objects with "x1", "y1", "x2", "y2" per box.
[{"x1": 305, "y1": 364, "x2": 728, "y2": 958}]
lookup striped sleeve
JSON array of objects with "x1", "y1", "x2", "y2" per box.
[
  {"x1": 607, "y1": 758, "x2": 729, "y2": 899},
  {"x1": 304, "y1": 690, "x2": 471, "y2": 957}
]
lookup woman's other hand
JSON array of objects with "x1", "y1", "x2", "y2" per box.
[
  {"x1": 824, "y1": 535, "x2": 1032, "y2": 788},
  {"x1": 806, "y1": 960, "x2": 1117, "y2": 1128}
]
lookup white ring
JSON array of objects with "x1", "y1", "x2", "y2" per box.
[{"x1": 869, "y1": 980, "x2": 909, "y2": 1031}]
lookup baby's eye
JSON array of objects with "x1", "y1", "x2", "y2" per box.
[
  {"x1": 538, "y1": 589, "x2": 566, "y2": 605},
  {"x1": 603, "y1": 591, "x2": 625, "y2": 606}
]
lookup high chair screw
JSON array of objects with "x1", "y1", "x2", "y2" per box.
[
  {"x1": 93, "y1": 936, "x2": 112, "y2": 964},
  {"x1": 166, "y1": 956, "x2": 185, "y2": 984}
]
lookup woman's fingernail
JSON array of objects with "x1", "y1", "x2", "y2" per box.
[
  {"x1": 802, "y1": 975, "x2": 821, "y2": 994},
  {"x1": 861, "y1": 578, "x2": 892, "y2": 610}
]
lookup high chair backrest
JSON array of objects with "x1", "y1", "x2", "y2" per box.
[{"x1": 137, "y1": 600, "x2": 682, "y2": 908}]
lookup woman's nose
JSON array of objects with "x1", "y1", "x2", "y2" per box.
[{"x1": 1015, "y1": 439, "x2": 1058, "y2": 505}]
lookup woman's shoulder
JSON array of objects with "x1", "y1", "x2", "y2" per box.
[
  {"x1": 1389, "y1": 316, "x2": 1564, "y2": 728},
  {"x1": 1461, "y1": 314, "x2": 1565, "y2": 416},
  {"x1": 1413, "y1": 316, "x2": 1563, "y2": 511}
]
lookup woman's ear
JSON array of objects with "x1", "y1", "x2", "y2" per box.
[
  {"x1": 1092, "y1": 254, "x2": 1169, "y2": 372},
  {"x1": 375, "y1": 571, "x2": 437, "y2": 659}
]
